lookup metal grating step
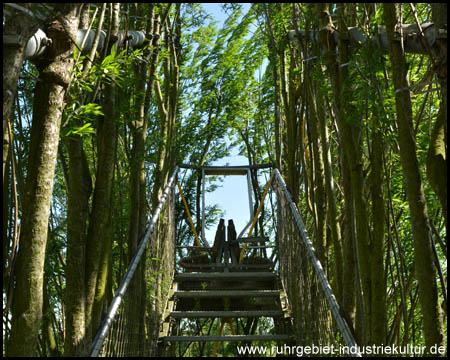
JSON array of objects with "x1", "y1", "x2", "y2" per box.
[
  {"x1": 170, "y1": 310, "x2": 284, "y2": 318},
  {"x1": 174, "y1": 290, "x2": 280, "y2": 298},
  {"x1": 232, "y1": 236, "x2": 269, "y2": 244},
  {"x1": 174, "y1": 272, "x2": 276, "y2": 281},
  {"x1": 177, "y1": 263, "x2": 273, "y2": 270},
  {"x1": 162, "y1": 334, "x2": 289, "y2": 342}
]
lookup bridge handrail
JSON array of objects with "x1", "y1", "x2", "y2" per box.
[
  {"x1": 273, "y1": 169, "x2": 361, "y2": 357},
  {"x1": 90, "y1": 166, "x2": 179, "y2": 357}
]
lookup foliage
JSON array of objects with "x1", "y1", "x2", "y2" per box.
[{"x1": 3, "y1": 2, "x2": 446, "y2": 357}]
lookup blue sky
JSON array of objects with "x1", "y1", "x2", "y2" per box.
[
  {"x1": 204, "y1": 152, "x2": 252, "y2": 242},
  {"x1": 201, "y1": 3, "x2": 251, "y2": 27}
]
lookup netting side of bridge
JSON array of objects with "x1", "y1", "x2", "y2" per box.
[
  {"x1": 91, "y1": 168, "x2": 177, "y2": 356},
  {"x1": 273, "y1": 169, "x2": 361, "y2": 357}
]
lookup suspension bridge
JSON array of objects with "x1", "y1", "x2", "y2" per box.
[{"x1": 89, "y1": 164, "x2": 361, "y2": 357}]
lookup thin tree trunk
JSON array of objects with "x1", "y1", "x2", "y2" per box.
[
  {"x1": 426, "y1": 4, "x2": 447, "y2": 227},
  {"x1": 3, "y1": 4, "x2": 40, "y2": 151},
  {"x1": 338, "y1": 11, "x2": 372, "y2": 345},
  {"x1": 42, "y1": 273, "x2": 58, "y2": 357},
  {"x1": 271, "y1": 48, "x2": 282, "y2": 171},
  {"x1": 152, "y1": 5, "x2": 179, "y2": 211},
  {"x1": 127, "y1": 6, "x2": 158, "y2": 351},
  {"x1": 283, "y1": 51, "x2": 301, "y2": 204},
  {"x1": 319, "y1": 97, "x2": 344, "y2": 304},
  {"x1": 306, "y1": 82, "x2": 327, "y2": 272},
  {"x1": 84, "y1": 2, "x2": 120, "y2": 342},
  {"x1": 263, "y1": 4, "x2": 282, "y2": 170},
  {"x1": 128, "y1": 69, "x2": 149, "y2": 258},
  {"x1": 63, "y1": 5, "x2": 99, "y2": 355},
  {"x1": 340, "y1": 147, "x2": 357, "y2": 333},
  {"x1": 370, "y1": 125, "x2": 387, "y2": 345},
  {"x1": 426, "y1": 95, "x2": 447, "y2": 226},
  {"x1": 317, "y1": 3, "x2": 371, "y2": 342},
  {"x1": 194, "y1": 99, "x2": 222, "y2": 236}
]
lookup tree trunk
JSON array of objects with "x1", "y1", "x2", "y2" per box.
[
  {"x1": 367, "y1": 16, "x2": 388, "y2": 344},
  {"x1": 195, "y1": 102, "x2": 222, "y2": 237},
  {"x1": 317, "y1": 3, "x2": 371, "y2": 343},
  {"x1": 426, "y1": 94, "x2": 447, "y2": 226},
  {"x1": 283, "y1": 50, "x2": 301, "y2": 204},
  {"x1": 64, "y1": 133, "x2": 92, "y2": 356},
  {"x1": 42, "y1": 273, "x2": 59, "y2": 357},
  {"x1": 426, "y1": 4, "x2": 447, "y2": 227},
  {"x1": 63, "y1": 5, "x2": 98, "y2": 355},
  {"x1": 152, "y1": 5, "x2": 180, "y2": 211},
  {"x1": 336, "y1": 8, "x2": 372, "y2": 344},
  {"x1": 128, "y1": 67, "x2": 150, "y2": 258},
  {"x1": 263, "y1": 4, "x2": 283, "y2": 171},
  {"x1": 7, "y1": 4, "x2": 81, "y2": 356},
  {"x1": 270, "y1": 46, "x2": 282, "y2": 170},
  {"x1": 128, "y1": 5, "x2": 157, "y2": 260},
  {"x1": 318, "y1": 96, "x2": 344, "y2": 304},
  {"x1": 340, "y1": 147, "x2": 357, "y2": 333},
  {"x1": 126, "y1": 6, "x2": 158, "y2": 350},
  {"x1": 383, "y1": 3, "x2": 444, "y2": 352},
  {"x1": 305, "y1": 82, "x2": 327, "y2": 272},
  {"x1": 370, "y1": 126, "x2": 387, "y2": 345},
  {"x1": 84, "y1": 2, "x2": 120, "y2": 342},
  {"x1": 3, "y1": 4, "x2": 40, "y2": 150}
]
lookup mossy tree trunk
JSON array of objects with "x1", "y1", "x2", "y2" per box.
[
  {"x1": 64, "y1": 132, "x2": 92, "y2": 356},
  {"x1": 316, "y1": 3, "x2": 356, "y2": 332},
  {"x1": 127, "y1": 1, "x2": 168, "y2": 256},
  {"x1": 151, "y1": 4, "x2": 180, "y2": 210},
  {"x1": 63, "y1": 5, "x2": 103, "y2": 356},
  {"x1": 127, "y1": 4, "x2": 164, "y2": 350},
  {"x1": 7, "y1": 4, "x2": 81, "y2": 356},
  {"x1": 383, "y1": 3, "x2": 444, "y2": 352},
  {"x1": 84, "y1": 2, "x2": 120, "y2": 343}
]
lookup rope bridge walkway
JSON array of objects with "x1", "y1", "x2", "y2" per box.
[{"x1": 90, "y1": 165, "x2": 361, "y2": 357}]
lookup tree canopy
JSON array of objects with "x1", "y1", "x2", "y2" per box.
[{"x1": 2, "y1": 3, "x2": 447, "y2": 357}]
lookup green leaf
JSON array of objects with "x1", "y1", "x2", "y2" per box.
[{"x1": 65, "y1": 122, "x2": 96, "y2": 137}]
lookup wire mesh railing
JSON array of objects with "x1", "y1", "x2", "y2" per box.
[
  {"x1": 273, "y1": 169, "x2": 361, "y2": 357},
  {"x1": 90, "y1": 167, "x2": 178, "y2": 357}
]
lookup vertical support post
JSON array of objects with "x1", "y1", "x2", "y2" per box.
[
  {"x1": 177, "y1": 181, "x2": 201, "y2": 248},
  {"x1": 239, "y1": 173, "x2": 274, "y2": 263},
  {"x1": 247, "y1": 169, "x2": 254, "y2": 221},
  {"x1": 201, "y1": 167, "x2": 206, "y2": 245}
]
